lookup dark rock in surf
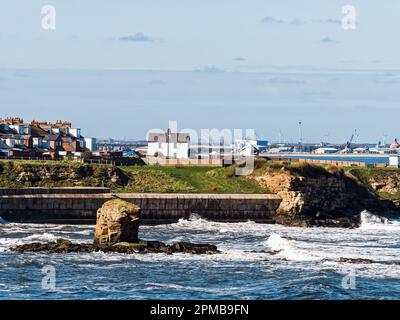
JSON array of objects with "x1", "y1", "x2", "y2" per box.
[
  {"x1": 338, "y1": 257, "x2": 375, "y2": 264},
  {"x1": 10, "y1": 238, "x2": 219, "y2": 255}
]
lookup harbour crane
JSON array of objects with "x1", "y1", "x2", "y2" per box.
[
  {"x1": 377, "y1": 134, "x2": 388, "y2": 148},
  {"x1": 344, "y1": 129, "x2": 358, "y2": 153}
]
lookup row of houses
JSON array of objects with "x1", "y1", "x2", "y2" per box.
[{"x1": 0, "y1": 117, "x2": 96, "y2": 159}]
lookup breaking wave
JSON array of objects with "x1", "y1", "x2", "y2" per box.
[
  {"x1": 2, "y1": 209, "x2": 400, "y2": 298},
  {"x1": 265, "y1": 233, "x2": 321, "y2": 261},
  {"x1": 360, "y1": 210, "x2": 400, "y2": 230},
  {"x1": 22, "y1": 233, "x2": 59, "y2": 242}
]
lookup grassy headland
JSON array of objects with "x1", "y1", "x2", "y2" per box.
[
  {"x1": 0, "y1": 159, "x2": 399, "y2": 201},
  {"x1": 0, "y1": 160, "x2": 267, "y2": 194}
]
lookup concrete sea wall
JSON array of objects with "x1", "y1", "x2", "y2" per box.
[
  {"x1": 0, "y1": 187, "x2": 111, "y2": 196},
  {"x1": 0, "y1": 188, "x2": 282, "y2": 224}
]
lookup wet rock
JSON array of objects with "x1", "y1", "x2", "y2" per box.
[
  {"x1": 339, "y1": 257, "x2": 375, "y2": 264},
  {"x1": 269, "y1": 250, "x2": 283, "y2": 255},
  {"x1": 170, "y1": 242, "x2": 218, "y2": 254},
  {"x1": 10, "y1": 239, "x2": 219, "y2": 255},
  {"x1": 94, "y1": 199, "x2": 140, "y2": 246},
  {"x1": 56, "y1": 238, "x2": 72, "y2": 245}
]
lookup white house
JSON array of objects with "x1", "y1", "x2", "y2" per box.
[{"x1": 147, "y1": 129, "x2": 190, "y2": 159}]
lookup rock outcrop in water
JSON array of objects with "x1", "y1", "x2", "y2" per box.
[
  {"x1": 94, "y1": 199, "x2": 140, "y2": 245},
  {"x1": 252, "y1": 163, "x2": 397, "y2": 227},
  {"x1": 12, "y1": 238, "x2": 219, "y2": 254},
  {"x1": 11, "y1": 198, "x2": 219, "y2": 254}
]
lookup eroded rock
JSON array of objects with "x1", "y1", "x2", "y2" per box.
[
  {"x1": 251, "y1": 163, "x2": 396, "y2": 227},
  {"x1": 94, "y1": 199, "x2": 140, "y2": 246}
]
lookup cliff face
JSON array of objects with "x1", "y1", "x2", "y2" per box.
[
  {"x1": 252, "y1": 164, "x2": 396, "y2": 227},
  {"x1": 349, "y1": 168, "x2": 400, "y2": 207}
]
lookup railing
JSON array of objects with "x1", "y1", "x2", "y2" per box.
[
  {"x1": 267, "y1": 156, "x2": 371, "y2": 167},
  {"x1": 145, "y1": 157, "x2": 224, "y2": 167},
  {"x1": 0, "y1": 156, "x2": 58, "y2": 161},
  {"x1": 85, "y1": 159, "x2": 117, "y2": 166}
]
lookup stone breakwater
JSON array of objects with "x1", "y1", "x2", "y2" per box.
[{"x1": 0, "y1": 188, "x2": 282, "y2": 224}]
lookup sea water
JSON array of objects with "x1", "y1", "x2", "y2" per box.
[{"x1": 1, "y1": 212, "x2": 400, "y2": 300}]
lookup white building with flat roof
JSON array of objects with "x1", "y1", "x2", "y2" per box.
[
  {"x1": 147, "y1": 129, "x2": 190, "y2": 159},
  {"x1": 314, "y1": 147, "x2": 338, "y2": 154}
]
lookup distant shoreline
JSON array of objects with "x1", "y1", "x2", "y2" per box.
[
  {"x1": 262, "y1": 153, "x2": 392, "y2": 165},
  {"x1": 263, "y1": 153, "x2": 393, "y2": 158}
]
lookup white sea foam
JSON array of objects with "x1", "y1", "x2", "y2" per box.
[
  {"x1": 1, "y1": 214, "x2": 400, "y2": 285},
  {"x1": 173, "y1": 215, "x2": 265, "y2": 234},
  {"x1": 0, "y1": 238, "x2": 23, "y2": 252},
  {"x1": 175, "y1": 214, "x2": 213, "y2": 229},
  {"x1": 0, "y1": 232, "x2": 65, "y2": 252},
  {"x1": 22, "y1": 233, "x2": 59, "y2": 242},
  {"x1": 360, "y1": 210, "x2": 400, "y2": 230},
  {"x1": 265, "y1": 233, "x2": 321, "y2": 261}
]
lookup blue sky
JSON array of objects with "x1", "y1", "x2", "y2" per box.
[{"x1": 0, "y1": 1, "x2": 399, "y2": 142}]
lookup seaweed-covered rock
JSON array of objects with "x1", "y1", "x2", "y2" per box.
[{"x1": 11, "y1": 239, "x2": 219, "y2": 255}]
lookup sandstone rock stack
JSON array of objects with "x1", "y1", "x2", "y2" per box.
[{"x1": 94, "y1": 199, "x2": 141, "y2": 246}]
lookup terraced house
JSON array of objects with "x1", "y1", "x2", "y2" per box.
[{"x1": 0, "y1": 117, "x2": 96, "y2": 159}]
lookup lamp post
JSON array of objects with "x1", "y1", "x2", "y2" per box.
[
  {"x1": 298, "y1": 122, "x2": 303, "y2": 152},
  {"x1": 166, "y1": 128, "x2": 171, "y2": 159}
]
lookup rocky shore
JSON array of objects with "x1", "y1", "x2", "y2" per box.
[{"x1": 251, "y1": 162, "x2": 398, "y2": 227}]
